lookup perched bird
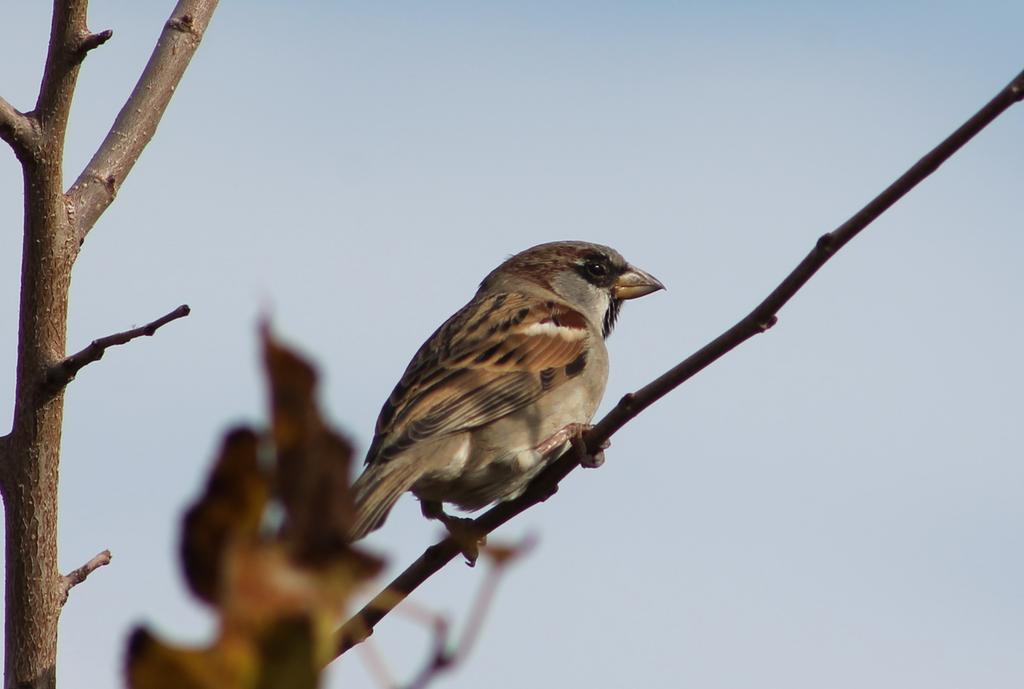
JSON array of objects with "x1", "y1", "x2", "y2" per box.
[{"x1": 349, "y1": 241, "x2": 663, "y2": 544}]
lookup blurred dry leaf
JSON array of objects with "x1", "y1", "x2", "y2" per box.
[
  {"x1": 181, "y1": 427, "x2": 269, "y2": 605},
  {"x1": 128, "y1": 328, "x2": 382, "y2": 689},
  {"x1": 263, "y1": 325, "x2": 357, "y2": 563},
  {"x1": 223, "y1": 542, "x2": 381, "y2": 666},
  {"x1": 126, "y1": 621, "x2": 317, "y2": 689},
  {"x1": 480, "y1": 535, "x2": 536, "y2": 567},
  {"x1": 125, "y1": 627, "x2": 257, "y2": 689},
  {"x1": 250, "y1": 617, "x2": 319, "y2": 689}
]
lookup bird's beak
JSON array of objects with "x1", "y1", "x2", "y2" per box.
[{"x1": 612, "y1": 265, "x2": 665, "y2": 300}]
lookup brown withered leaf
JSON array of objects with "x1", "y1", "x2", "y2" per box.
[
  {"x1": 128, "y1": 539, "x2": 380, "y2": 689},
  {"x1": 223, "y1": 542, "x2": 382, "y2": 667},
  {"x1": 126, "y1": 621, "x2": 318, "y2": 689},
  {"x1": 181, "y1": 427, "x2": 270, "y2": 605},
  {"x1": 125, "y1": 627, "x2": 256, "y2": 689},
  {"x1": 131, "y1": 329, "x2": 383, "y2": 689},
  {"x1": 251, "y1": 617, "x2": 319, "y2": 689},
  {"x1": 262, "y1": 326, "x2": 356, "y2": 563}
]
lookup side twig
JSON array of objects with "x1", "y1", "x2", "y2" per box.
[
  {"x1": 58, "y1": 549, "x2": 112, "y2": 607},
  {"x1": 0, "y1": 97, "x2": 40, "y2": 157},
  {"x1": 67, "y1": 0, "x2": 219, "y2": 243},
  {"x1": 44, "y1": 304, "x2": 190, "y2": 394},
  {"x1": 71, "y1": 29, "x2": 113, "y2": 63},
  {"x1": 334, "y1": 65, "x2": 1024, "y2": 661},
  {"x1": 398, "y1": 540, "x2": 533, "y2": 689}
]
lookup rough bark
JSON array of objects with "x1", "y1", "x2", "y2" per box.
[
  {"x1": 3, "y1": 5, "x2": 86, "y2": 684},
  {"x1": 0, "y1": 2, "x2": 217, "y2": 687}
]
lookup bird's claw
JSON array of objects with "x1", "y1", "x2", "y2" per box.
[
  {"x1": 445, "y1": 516, "x2": 487, "y2": 567},
  {"x1": 567, "y1": 423, "x2": 610, "y2": 468},
  {"x1": 537, "y1": 423, "x2": 610, "y2": 468},
  {"x1": 422, "y1": 500, "x2": 487, "y2": 566}
]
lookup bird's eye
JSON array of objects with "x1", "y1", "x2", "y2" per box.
[{"x1": 584, "y1": 261, "x2": 608, "y2": 278}]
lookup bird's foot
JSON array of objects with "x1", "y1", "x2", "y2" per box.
[
  {"x1": 421, "y1": 500, "x2": 487, "y2": 567},
  {"x1": 537, "y1": 423, "x2": 610, "y2": 468}
]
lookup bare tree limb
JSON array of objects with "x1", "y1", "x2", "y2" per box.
[
  {"x1": 3, "y1": 2, "x2": 216, "y2": 686},
  {"x1": 67, "y1": 0, "x2": 219, "y2": 244},
  {"x1": 44, "y1": 304, "x2": 191, "y2": 394},
  {"x1": 0, "y1": 97, "x2": 26, "y2": 134},
  {"x1": 0, "y1": 97, "x2": 40, "y2": 157},
  {"x1": 57, "y1": 549, "x2": 111, "y2": 607},
  {"x1": 334, "y1": 65, "x2": 1024, "y2": 661},
  {"x1": 35, "y1": 0, "x2": 90, "y2": 143},
  {"x1": 3, "y1": 3, "x2": 109, "y2": 686}
]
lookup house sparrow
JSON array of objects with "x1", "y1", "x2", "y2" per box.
[{"x1": 348, "y1": 241, "x2": 663, "y2": 544}]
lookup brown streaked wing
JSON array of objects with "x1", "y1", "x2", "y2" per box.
[{"x1": 366, "y1": 293, "x2": 591, "y2": 465}]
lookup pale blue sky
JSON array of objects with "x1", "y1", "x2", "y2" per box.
[{"x1": 1, "y1": 2, "x2": 1023, "y2": 688}]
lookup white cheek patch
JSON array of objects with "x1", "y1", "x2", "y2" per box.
[{"x1": 521, "y1": 321, "x2": 587, "y2": 339}]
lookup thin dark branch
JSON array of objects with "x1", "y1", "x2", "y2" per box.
[
  {"x1": 358, "y1": 638, "x2": 397, "y2": 688},
  {"x1": 398, "y1": 542, "x2": 531, "y2": 689},
  {"x1": 58, "y1": 549, "x2": 111, "y2": 607},
  {"x1": 67, "y1": 0, "x2": 219, "y2": 243},
  {"x1": 400, "y1": 619, "x2": 450, "y2": 689},
  {"x1": 334, "y1": 65, "x2": 1024, "y2": 661},
  {"x1": 0, "y1": 97, "x2": 40, "y2": 156},
  {"x1": 44, "y1": 304, "x2": 190, "y2": 394}
]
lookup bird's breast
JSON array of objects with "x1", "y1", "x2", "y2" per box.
[{"x1": 412, "y1": 340, "x2": 610, "y2": 510}]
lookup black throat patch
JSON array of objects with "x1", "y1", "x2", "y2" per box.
[{"x1": 602, "y1": 298, "x2": 622, "y2": 338}]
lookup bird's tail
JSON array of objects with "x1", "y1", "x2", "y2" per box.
[{"x1": 347, "y1": 461, "x2": 420, "y2": 541}]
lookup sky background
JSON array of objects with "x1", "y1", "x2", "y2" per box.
[{"x1": 1, "y1": 1, "x2": 1023, "y2": 688}]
